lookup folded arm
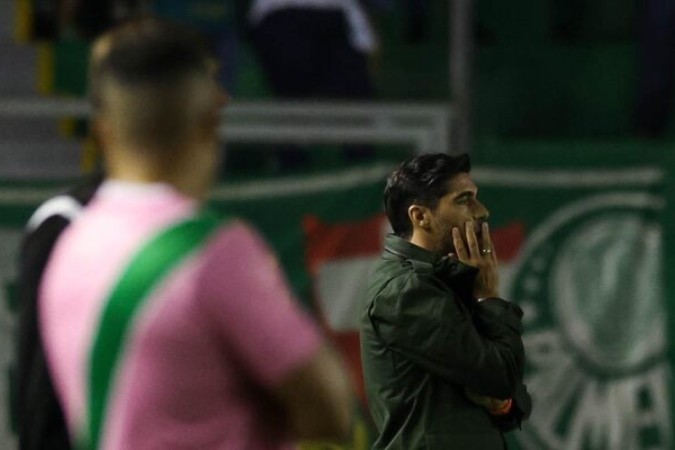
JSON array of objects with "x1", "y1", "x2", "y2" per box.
[{"x1": 368, "y1": 273, "x2": 525, "y2": 399}]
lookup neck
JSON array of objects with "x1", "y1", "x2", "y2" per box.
[
  {"x1": 105, "y1": 144, "x2": 213, "y2": 201},
  {"x1": 409, "y1": 230, "x2": 439, "y2": 254}
]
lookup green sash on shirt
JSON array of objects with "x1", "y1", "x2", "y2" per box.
[{"x1": 79, "y1": 211, "x2": 225, "y2": 450}]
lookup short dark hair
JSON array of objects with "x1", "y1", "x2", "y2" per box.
[
  {"x1": 384, "y1": 153, "x2": 471, "y2": 238},
  {"x1": 90, "y1": 18, "x2": 214, "y2": 110}
]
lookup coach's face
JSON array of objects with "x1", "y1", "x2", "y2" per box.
[{"x1": 427, "y1": 172, "x2": 489, "y2": 255}]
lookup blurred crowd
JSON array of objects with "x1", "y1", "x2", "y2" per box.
[
  {"x1": 23, "y1": 0, "x2": 433, "y2": 169},
  {"x1": 30, "y1": 0, "x2": 429, "y2": 94}
]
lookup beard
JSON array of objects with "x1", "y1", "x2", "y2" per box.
[{"x1": 432, "y1": 218, "x2": 456, "y2": 256}]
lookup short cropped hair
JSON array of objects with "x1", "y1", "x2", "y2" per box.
[
  {"x1": 89, "y1": 18, "x2": 218, "y2": 153},
  {"x1": 89, "y1": 18, "x2": 213, "y2": 110},
  {"x1": 384, "y1": 153, "x2": 471, "y2": 238}
]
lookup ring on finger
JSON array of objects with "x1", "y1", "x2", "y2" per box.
[{"x1": 481, "y1": 248, "x2": 492, "y2": 255}]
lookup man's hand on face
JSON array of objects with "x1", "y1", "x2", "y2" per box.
[{"x1": 450, "y1": 221, "x2": 499, "y2": 299}]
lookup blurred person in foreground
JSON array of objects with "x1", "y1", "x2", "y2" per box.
[
  {"x1": 360, "y1": 153, "x2": 531, "y2": 449},
  {"x1": 39, "y1": 18, "x2": 352, "y2": 450}
]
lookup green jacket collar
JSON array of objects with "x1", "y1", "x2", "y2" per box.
[
  {"x1": 383, "y1": 234, "x2": 439, "y2": 265},
  {"x1": 383, "y1": 234, "x2": 478, "y2": 301}
]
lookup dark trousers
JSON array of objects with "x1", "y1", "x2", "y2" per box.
[{"x1": 250, "y1": 8, "x2": 375, "y2": 166}]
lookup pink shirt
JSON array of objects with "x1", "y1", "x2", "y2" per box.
[{"x1": 40, "y1": 181, "x2": 322, "y2": 449}]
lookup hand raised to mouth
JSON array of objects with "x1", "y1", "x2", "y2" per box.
[{"x1": 450, "y1": 221, "x2": 499, "y2": 299}]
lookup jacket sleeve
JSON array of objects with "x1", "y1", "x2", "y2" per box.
[
  {"x1": 491, "y1": 382, "x2": 532, "y2": 432},
  {"x1": 367, "y1": 272, "x2": 525, "y2": 399}
]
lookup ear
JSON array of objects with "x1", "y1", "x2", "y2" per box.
[
  {"x1": 91, "y1": 114, "x2": 117, "y2": 162},
  {"x1": 92, "y1": 115, "x2": 108, "y2": 145},
  {"x1": 408, "y1": 204, "x2": 431, "y2": 232}
]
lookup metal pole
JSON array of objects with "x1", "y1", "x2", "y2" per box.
[{"x1": 450, "y1": 0, "x2": 473, "y2": 155}]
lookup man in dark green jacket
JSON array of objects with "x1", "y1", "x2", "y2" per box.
[{"x1": 360, "y1": 153, "x2": 531, "y2": 449}]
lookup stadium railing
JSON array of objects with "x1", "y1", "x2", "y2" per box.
[{"x1": 0, "y1": 98, "x2": 452, "y2": 155}]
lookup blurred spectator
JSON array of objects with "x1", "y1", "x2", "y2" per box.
[
  {"x1": 248, "y1": 0, "x2": 379, "y2": 167},
  {"x1": 40, "y1": 18, "x2": 353, "y2": 449}
]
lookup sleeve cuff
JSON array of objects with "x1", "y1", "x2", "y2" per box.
[{"x1": 490, "y1": 398, "x2": 513, "y2": 416}]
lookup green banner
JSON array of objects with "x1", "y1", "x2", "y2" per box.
[{"x1": 1, "y1": 154, "x2": 674, "y2": 449}]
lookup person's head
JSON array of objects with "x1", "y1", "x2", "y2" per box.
[
  {"x1": 383, "y1": 153, "x2": 489, "y2": 255},
  {"x1": 89, "y1": 18, "x2": 229, "y2": 197}
]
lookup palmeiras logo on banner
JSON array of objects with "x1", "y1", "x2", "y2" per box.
[{"x1": 505, "y1": 192, "x2": 672, "y2": 450}]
